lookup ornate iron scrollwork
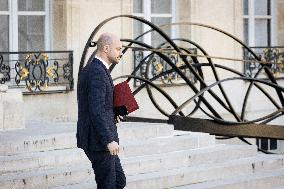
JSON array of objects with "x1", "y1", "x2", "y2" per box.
[
  {"x1": 133, "y1": 48, "x2": 197, "y2": 86},
  {"x1": 244, "y1": 47, "x2": 284, "y2": 78},
  {"x1": 63, "y1": 52, "x2": 74, "y2": 90},
  {"x1": 11, "y1": 51, "x2": 74, "y2": 93},
  {"x1": 15, "y1": 53, "x2": 58, "y2": 91},
  {"x1": 0, "y1": 51, "x2": 73, "y2": 93},
  {"x1": 0, "y1": 54, "x2": 10, "y2": 84}
]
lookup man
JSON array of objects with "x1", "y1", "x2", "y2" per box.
[{"x1": 77, "y1": 33, "x2": 126, "y2": 189}]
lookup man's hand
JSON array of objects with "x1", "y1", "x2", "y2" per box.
[
  {"x1": 107, "y1": 141, "x2": 120, "y2": 155},
  {"x1": 114, "y1": 106, "x2": 128, "y2": 117},
  {"x1": 115, "y1": 115, "x2": 123, "y2": 123}
]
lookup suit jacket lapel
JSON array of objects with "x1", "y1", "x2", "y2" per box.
[
  {"x1": 96, "y1": 58, "x2": 114, "y2": 88},
  {"x1": 104, "y1": 67, "x2": 114, "y2": 88}
]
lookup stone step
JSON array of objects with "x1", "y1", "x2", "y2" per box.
[
  {"x1": 48, "y1": 154, "x2": 284, "y2": 189},
  {"x1": 0, "y1": 164, "x2": 93, "y2": 189},
  {"x1": 0, "y1": 121, "x2": 174, "y2": 156},
  {"x1": 3, "y1": 120, "x2": 281, "y2": 189},
  {"x1": 0, "y1": 144, "x2": 256, "y2": 176},
  {"x1": 119, "y1": 133, "x2": 215, "y2": 158},
  {"x1": 0, "y1": 133, "x2": 215, "y2": 175},
  {"x1": 172, "y1": 167, "x2": 284, "y2": 189},
  {"x1": 118, "y1": 122, "x2": 174, "y2": 142},
  {"x1": 0, "y1": 148, "x2": 87, "y2": 175},
  {"x1": 123, "y1": 144, "x2": 257, "y2": 176},
  {"x1": 0, "y1": 131, "x2": 76, "y2": 156},
  {"x1": 125, "y1": 154, "x2": 284, "y2": 189},
  {"x1": 0, "y1": 144, "x2": 259, "y2": 189}
]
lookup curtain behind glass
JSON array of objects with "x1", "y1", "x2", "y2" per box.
[
  {"x1": 18, "y1": 0, "x2": 45, "y2": 11},
  {"x1": 151, "y1": 0, "x2": 171, "y2": 14},
  {"x1": 0, "y1": 0, "x2": 8, "y2": 11},
  {"x1": 0, "y1": 16, "x2": 9, "y2": 52},
  {"x1": 133, "y1": 0, "x2": 143, "y2": 13},
  {"x1": 255, "y1": 19, "x2": 270, "y2": 46},
  {"x1": 151, "y1": 17, "x2": 171, "y2": 47},
  {"x1": 254, "y1": 0, "x2": 270, "y2": 15}
]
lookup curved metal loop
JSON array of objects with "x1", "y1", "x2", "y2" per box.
[{"x1": 172, "y1": 76, "x2": 284, "y2": 125}]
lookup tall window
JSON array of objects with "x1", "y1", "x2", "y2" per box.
[
  {"x1": 0, "y1": 0, "x2": 9, "y2": 53},
  {"x1": 243, "y1": 0, "x2": 278, "y2": 152},
  {"x1": 133, "y1": 0, "x2": 175, "y2": 47},
  {"x1": 0, "y1": 0, "x2": 50, "y2": 52},
  {"x1": 243, "y1": 0, "x2": 275, "y2": 46}
]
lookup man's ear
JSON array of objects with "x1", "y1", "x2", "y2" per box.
[{"x1": 103, "y1": 45, "x2": 109, "y2": 53}]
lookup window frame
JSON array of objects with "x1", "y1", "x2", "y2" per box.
[
  {"x1": 243, "y1": 0, "x2": 279, "y2": 153},
  {"x1": 133, "y1": 0, "x2": 177, "y2": 46},
  {"x1": 243, "y1": 0, "x2": 277, "y2": 46},
  {"x1": 0, "y1": 0, "x2": 51, "y2": 52}
]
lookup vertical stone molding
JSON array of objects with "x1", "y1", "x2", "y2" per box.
[{"x1": 0, "y1": 88, "x2": 25, "y2": 131}]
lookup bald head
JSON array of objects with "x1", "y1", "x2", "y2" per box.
[
  {"x1": 97, "y1": 33, "x2": 119, "y2": 51},
  {"x1": 96, "y1": 33, "x2": 122, "y2": 65}
]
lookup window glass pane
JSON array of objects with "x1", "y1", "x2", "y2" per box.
[
  {"x1": 243, "y1": 0, "x2": 248, "y2": 15},
  {"x1": 0, "y1": 0, "x2": 8, "y2": 11},
  {"x1": 243, "y1": 18, "x2": 249, "y2": 45},
  {"x1": 133, "y1": 20, "x2": 144, "y2": 41},
  {"x1": 254, "y1": 0, "x2": 270, "y2": 15},
  {"x1": 151, "y1": 0, "x2": 171, "y2": 14},
  {"x1": 270, "y1": 139, "x2": 277, "y2": 150},
  {"x1": 133, "y1": 0, "x2": 143, "y2": 13},
  {"x1": 0, "y1": 15, "x2": 9, "y2": 79},
  {"x1": 255, "y1": 19, "x2": 270, "y2": 46},
  {"x1": 261, "y1": 139, "x2": 268, "y2": 150},
  {"x1": 18, "y1": 0, "x2": 45, "y2": 11},
  {"x1": 0, "y1": 15, "x2": 9, "y2": 51},
  {"x1": 151, "y1": 17, "x2": 171, "y2": 47},
  {"x1": 18, "y1": 16, "x2": 45, "y2": 51}
]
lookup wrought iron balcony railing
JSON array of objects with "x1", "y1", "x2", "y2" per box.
[
  {"x1": 0, "y1": 51, "x2": 74, "y2": 94},
  {"x1": 132, "y1": 48, "x2": 197, "y2": 87},
  {"x1": 243, "y1": 46, "x2": 284, "y2": 79}
]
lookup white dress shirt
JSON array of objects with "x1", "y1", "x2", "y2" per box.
[{"x1": 95, "y1": 56, "x2": 110, "y2": 70}]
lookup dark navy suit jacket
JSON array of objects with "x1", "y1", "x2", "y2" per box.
[{"x1": 77, "y1": 58, "x2": 118, "y2": 151}]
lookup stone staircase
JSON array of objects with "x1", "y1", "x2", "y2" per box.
[{"x1": 0, "y1": 121, "x2": 284, "y2": 189}]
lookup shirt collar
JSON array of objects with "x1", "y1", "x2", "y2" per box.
[{"x1": 95, "y1": 56, "x2": 110, "y2": 70}]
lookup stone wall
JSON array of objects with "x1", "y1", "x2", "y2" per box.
[
  {"x1": 278, "y1": 0, "x2": 284, "y2": 45},
  {"x1": 21, "y1": 0, "x2": 284, "y2": 127}
]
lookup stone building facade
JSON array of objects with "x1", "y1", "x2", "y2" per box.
[{"x1": 0, "y1": 0, "x2": 283, "y2": 152}]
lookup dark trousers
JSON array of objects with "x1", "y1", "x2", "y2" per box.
[{"x1": 84, "y1": 150, "x2": 126, "y2": 189}]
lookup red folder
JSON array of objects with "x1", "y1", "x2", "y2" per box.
[{"x1": 113, "y1": 81, "x2": 139, "y2": 114}]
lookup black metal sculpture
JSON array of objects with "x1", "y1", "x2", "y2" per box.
[{"x1": 79, "y1": 15, "x2": 284, "y2": 154}]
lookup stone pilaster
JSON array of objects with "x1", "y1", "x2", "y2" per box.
[{"x1": 0, "y1": 87, "x2": 25, "y2": 131}]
